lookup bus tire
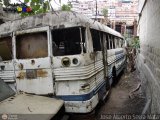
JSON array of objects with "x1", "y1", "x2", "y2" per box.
[{"x1": 112, "y1": 67, "x2": 117, "y2": 86}]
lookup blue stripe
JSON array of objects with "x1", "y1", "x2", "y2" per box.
[
  {"x1": 94, "y1": 80, "x2": 105, "y2": 94},
  {"x1": 116, "y1": 53, "x2": 124, "y2": 61},
  {"x1": 115, "y1": 50, "x2": 123, "y2": 55},
  {"x1": 56, "y1": 54, "x2": 126, "y2": 102},
  {"x1": 57, "y1": 80, "x2": 106, "y2": 101},
  {"x1": 108, "y1": 53, "x2": 125, "y2": 65},
  {"x1": 116, "y1": 61, "x2": 126, "y2": 75}
]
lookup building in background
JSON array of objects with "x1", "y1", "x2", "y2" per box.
[{"x1": 69, "y1": 0, "x2": 138, "y2": 40}]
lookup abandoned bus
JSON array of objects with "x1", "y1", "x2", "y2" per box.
[{"x1": 0, "y1": 11, "x2": 126, "y2": 113}]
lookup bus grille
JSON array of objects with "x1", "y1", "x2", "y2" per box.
[{"x1": 0, "y1": 71, "x2": 15, "y2": 82}]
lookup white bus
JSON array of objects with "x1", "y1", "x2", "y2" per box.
[{"x1": 0, "y1": 11, "x2": 126, "y2": 113}]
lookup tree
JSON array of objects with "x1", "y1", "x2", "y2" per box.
[
  {"x1": 61, "y1": 3, "x2": 72, "y2": 11},
  {"x1": 0, "y1": 0, "x2": 2, "y2": 6},
  {"x1": 131, "y1": 37, "x2": 140, "y2": 49},
  {"x1": 0, "y1": 0, "x2": 52, "y2": 17},
  {"x1": 102, "y1": 8, "x2": 108, "y2": 17},
  {"x1": 0, "y1": 0, "x2": 10, "y2": 6},
  {"x1": 3, "y1": 0, "x2": 10, "y2": 6},
  {"x1": 21, "y1": 0, "x2": 51, "y2": 17}
]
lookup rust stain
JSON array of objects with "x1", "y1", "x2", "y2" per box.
[
  {"x1": 37, "y1": 69, "x2": 48, "y2": 77},
  {"x1": 18, "y1": 63, "x2": 24, "y2": 70},
  {"x1": 17, "y1": 72, "x2": 26, "y2": 79}
]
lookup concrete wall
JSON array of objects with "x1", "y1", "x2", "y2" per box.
[{"x1": 137, "y1": 0, "x2": 160, "y2": 113}]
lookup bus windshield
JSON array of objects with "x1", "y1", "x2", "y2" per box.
[{"x1": 51, "y1": 27, "x2": 86, "y2": 56}]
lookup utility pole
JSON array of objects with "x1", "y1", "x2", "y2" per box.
[{"x1": 95, "y1": 0, "x2": 97, "y2": 21}]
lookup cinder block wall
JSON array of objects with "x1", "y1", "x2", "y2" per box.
[{"x1": 137, "y1": 0, "x2": 160, "y2": 113}]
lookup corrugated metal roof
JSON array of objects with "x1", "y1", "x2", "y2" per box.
[{"x1": 0, "y1": 11, "x2": 123, "y2": 38}]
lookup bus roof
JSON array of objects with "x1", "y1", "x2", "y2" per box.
[{"x1": 0, "y1": 11, "x2": 123, "y2": 39}]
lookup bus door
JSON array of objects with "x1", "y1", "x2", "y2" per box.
[
  {"x1": 0, "y1": 34, "x2": 16, "y2": 90},
  {"x1": 14, "y1": 27, "x2": 54, "y2": 95},
  {"x1": 103, "y1": 33, "x2": 110, "y2": 90}
]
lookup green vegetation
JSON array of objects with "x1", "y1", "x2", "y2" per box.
[
  {"x1": 61, "y1": 3, "x2": 72, "y2": 11},
  {"x1": 0, "y1": 0, "x2": 10, "y2": 6},
  {"x1": 102, "y1": 8, "x2": 108, "y2": 17},
  {"x1": 131, "y1": 37, "x2": 140, "y2": 48},
  {"x1": 0, "y1": 0, "x2": 2, "y2": 6},
  {"x1": 0, "y1": 0, "x2": 52, "y2": 17},
  {"x1": 21, "y1": 0, "x2": 51, "y2": 17},
  {"x1": 0, "y1": 0, "x2": 72, "y2": 17},
  {"x1": 3, "y1": 0, "x2": 10, "y2": 6}
]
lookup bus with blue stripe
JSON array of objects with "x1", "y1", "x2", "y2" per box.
[{"x1": 0, "y1": 11, "x2": 126, "y2": 113}]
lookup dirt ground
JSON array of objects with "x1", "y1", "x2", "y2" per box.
[
  {"x1": 69, "y1": 70, "x2": 146, "y2": 120},
  {"x1": 96, "y1": 70, "x2": 146, "y2": 119}
]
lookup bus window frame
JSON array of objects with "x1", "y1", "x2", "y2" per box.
[
  {"x1": 0, "y1": 34, "x2": 13, "y2": 61},
  {"x1": 14, "y1": 26, "x2": 51, "y2": 59},
  {"x1": 51, "y1": 27, "x2": 86, "y2": 56}
]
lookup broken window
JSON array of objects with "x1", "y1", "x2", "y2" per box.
[
  {"x1": 106, "y1": 34, "x2": 109, "y2": 50},
  {"x1": 90, "y1": 29, "x2": 101, "y2": 51},
  {"x1": 16, "y1": 32, "x2": 48, "y2": 59},
  {"x1": 116, "y1": 38, "x2": 120, "y2": 48},
  {"x1": 120, "y1": 39, "x2": 123, "y2": 47},
  {"x1": 51, "y1": 27, "x2": 86, "y2": 56},
  {"x1": 115, "y1": 37, "x2": 119, "y2": 48},
  {"x1": 109, "y1": 35, "x2": 112, "y2": 49},
  {"x1": 113, "y1": 36, "x2": 115, "y2": 49},
  {"x1": 0, "y1": 37, "x2": 12, "y2": 61}
]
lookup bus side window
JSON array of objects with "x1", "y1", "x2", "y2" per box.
[
  {"x1": 90, "y1": 29, "x2": 101, "y2": 52},
  {"x1": 120, "y1": 39, "x2": 123, "y2": 47},
  {"x1": 115, "y1": 37, "x2": 118, "y2": 48},
  {"x1": 109, "y1": 35, "x2": 112, "y2": 49},
  {"x1": 106, "y1": 34, "x2": 109, "y2": 50},
  {"x1": 113, "y1": 36, "x2": 115, "y2": 49},
  {"x1": 116, "y1": 38, "x2": 119, "y2": 48},
  {"x1": 51, "y1": 27, "x2": 85, "y2": 56}
]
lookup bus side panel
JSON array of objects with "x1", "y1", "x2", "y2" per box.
[
  {"x1": 15, "y1": 58, "x2": 54, "y2": 95},
  {"x1": 53, "y1": 53, "x2": 106, "y2": 113}
]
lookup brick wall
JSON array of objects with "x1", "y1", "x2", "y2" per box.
[{"x1": 137, "y1": 0, "x2": 160, "y2": 113}]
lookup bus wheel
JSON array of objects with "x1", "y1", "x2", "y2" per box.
[{"x1": 112, "y1": 67, "x2": 117, "y2": 87}]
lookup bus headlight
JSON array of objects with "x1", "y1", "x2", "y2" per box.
[
  {"x1": 61, "y1": 57, "x2": 71, "y2": 67},
  {"x1": 72, "y1": 58, "x2": 78, "y2": 65}
]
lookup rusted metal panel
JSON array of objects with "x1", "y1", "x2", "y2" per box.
[
  {"x1": 17, "y1": 69, "x2": 48, "y2": 80},
  {"x1": 17, "y1": 71, "x2": 25, "y2": 79},
  {"x1": 37, "y1": 69, "x2": 48, "y2": 77},
  {"x1": 16, "y1": 69, "x2": 54, "y2": 95},
  {"x1": 15, "y1": 57, "x2": 54, "y2": 95}
]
